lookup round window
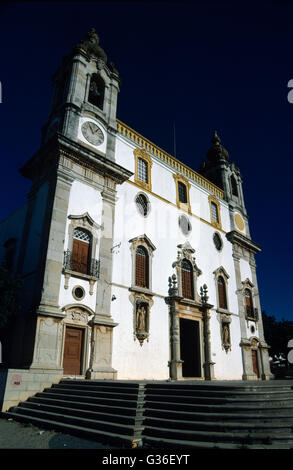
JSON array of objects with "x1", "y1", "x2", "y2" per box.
[
  {"x1": 250, "y1": 325, "x2": 255, "y2": 334},
  {"x1": 135, "y1": 193, "x2": 150, "y2": 217},
  {"x1": 213, "y1": 232, "x2": 223, "y2": 251},
  {"x1": 179, "y1": 215, "x2": 192, "y2": 236},
  {"x1": 72, "y1": 286, "x2": 85, "y2": 300}
]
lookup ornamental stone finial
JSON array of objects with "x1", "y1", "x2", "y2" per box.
[
  {"x1": 76, "y1": 28, "x2": 107, "y2": 63},
  {"x1": 200, "y1": 284, "x2": 209, "y2": 305},
  {"x1": 206, "y1": 130, "x2": 229, "y2": 163}
]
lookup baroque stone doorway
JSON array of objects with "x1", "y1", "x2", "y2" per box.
[{"x1": 179, "y1": 318, "x2": 201, "y2": 378}]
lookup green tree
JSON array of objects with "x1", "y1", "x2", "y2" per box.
[
  {"x1": 262, "y1": 310, "x2": 293, "y2": 357},
  {"x1": 0, "y1": 265, "x2": 23, "y2": 328}
]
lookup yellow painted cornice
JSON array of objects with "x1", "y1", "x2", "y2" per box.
[{"x1": 117, "y1": 119, "x2": 224, "y2": 199}]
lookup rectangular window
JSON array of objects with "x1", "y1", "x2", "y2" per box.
[
  {"x1": 178, "y1": 182, "x2": 187, "y2": 203},
  {"x1": 138, "y1": 158, "x2": 148, "y2": 183},
  {"x1": 211, "y1": 202, "x2": 219, "y2": 223}
]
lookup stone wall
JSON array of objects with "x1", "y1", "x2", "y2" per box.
[{"x1": 0, "y1": 368, "x2": 62, "y2": 412}]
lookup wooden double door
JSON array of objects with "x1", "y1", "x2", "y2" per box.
[{"x1": 63, "y1": 327, "x2": 84, "y2": 375}]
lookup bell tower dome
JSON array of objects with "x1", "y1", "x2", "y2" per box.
[
  {"x1": 199, "y1": 132, "x2": 250, "y2": 237},
  {"x1": 42, "y1": 29, "x2": 120, "y2": 162}
]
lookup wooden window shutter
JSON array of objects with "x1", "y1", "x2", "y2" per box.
[
  {"x1": 72, "y1": 238, "x2": 89, "y2": 274},
  {"x1": 135, "y1": 246, "x2": 148, "y2": 288},
  {"x1": 218, "y1": 276, "x2": 227, "y2": 309},
  {"x1": 181, "y1": 259, "x2": 193, "y2": 299},
  {"x1": 245, "y1": 289, "x2": 253, "y2": 317}
]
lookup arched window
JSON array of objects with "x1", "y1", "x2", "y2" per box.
[
  {"x1": 88, "y1": 74, "x2": 105, "y2": 110},
  {"x1": 231, "y1": 175, "x2": 238, "y2": 197},
  {"x1": 178, "y1": 182, "x2": 187, "y2": 203},
  {"x1": 181, "y1": 259, "x2": 194, "y2": 299},
  {"x1": 71, "y1": 228, "x2": 91, "y2": 274},
  {"x1": 245, "y1": 289, "x2": 254, "y2": 317},
  {"x1": 137, "y1": 158, "x2": 148, "y2": 183},
  {"x1": 218, "y1": 276, "x2": 227, "y2": 310},
  {"x1": 135, "y1": 246, "x2": 149, "y2": 288}
]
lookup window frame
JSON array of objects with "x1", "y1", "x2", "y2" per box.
[
  {"x1": 129, "y1": 234, "x2": 156, "y2": 294},
  {"x1": 181, "y1": 258, "x2": 194, "y2": 300},
  {"x1": 134, "y1": 148, "x2": 153, "y2": 192},
  {"x1": 173, "y1": 173, "x2": 191, "y2": 214},
  {"x1": 208, "y1": 195, "x2": 222, "y2": 230},
  {"x1": 213, "y1": 266, "x2": 230, "y2": 313}
]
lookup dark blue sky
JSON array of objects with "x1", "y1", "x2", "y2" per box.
[{"x1": 0, "y1": 1, "x2": 292, "y2": 321}]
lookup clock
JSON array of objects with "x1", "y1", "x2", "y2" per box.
[{"x1": 81, "y1": 121, "x2": 104, "y2": 146}]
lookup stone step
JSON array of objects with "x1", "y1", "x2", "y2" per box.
[
  {"x1": 144, "y1": 398, "x2": 293, "y2": 414},
  {"x1": 143, "y1": 423, "x2": 293, "y2": 444},
  {"x1": 144, "y1": 386, "x2": 293, "y2": 399},
  {"x1": 19, "y1": 401, "x2": 138, "y2": 425},
  {"x1": 142, "y1": 435, "x2": 293, "y2": 450},
  {"x1": 40, "y1": 389, "x2": 139, "y2": 407},
  {"x1": 3, "y1": 411, "x2": 136, "y2": 448},
  {"x1": 144, "y1": 406, "x2": 293, "y2": 423},
  {"x1": 52, "y1": 383, "x2": 139, "y2": 396},
  {"x1": 59, "y1": 381, "x2": 139, "y2": 393},
  {"x1": 11, "y1": 405, "x2": 143, "y2": 437},
  {"x1": 146, "y1": 382, "x2": 293, "y2": 392},
  {"x1": 60, "y1": 379, "x2": 139, "y2": 388},
  {"x1": 27, "y1": 395, "x2": 138, "y2": 417},
  {"x1": 143, "y1": 415, "x2": 293, "y2": 433},
  {"x1": 144, "y1": 392, "x2": 293, "y2": 405}
]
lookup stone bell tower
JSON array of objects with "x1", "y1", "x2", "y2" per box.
[
  {"x1": 42, "y1": 28, "x2": 120, "y2": 162},
  {"x1": 17, "y1": 30, "x2": 132, "y2": 378},
  {"x1": 199, "y1": 131, "x2": 250, "y2": 236},
  {"x1": 199, "y1": 132, "x2": 272, "y2": 380}
]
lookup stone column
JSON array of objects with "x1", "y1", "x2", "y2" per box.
[
  {"x1": 37, "y1": 170, "x2": 73, "y2": 317},
  {"x1": 87, "y1": 183, "x2": 118, "y2": 379},
  {"x1": 30, "y1": 170, "x2": 72, "y2": 371},
  {"x1": 202, "y1": 306, "x2": 215, "y2": 380},
  {"x1": 249, "y1": 255, "x2": 273, "y2": 380},
  {"x1": 200, "y1": 285, "x2": 215, "y2": 380},
  {"x1": 95, "y1": 184, "x2": 116, "y2": 318},
  {"x1": 165, "y1": 276, "x2": 183, "y2": 380},
  {"x1": 231, "y1": 249, "x2": 251, "y2": 380}
]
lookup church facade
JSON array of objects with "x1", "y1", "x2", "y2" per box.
[{"x1": 0, "y1": 30, "x2": 272, "y2": 407}]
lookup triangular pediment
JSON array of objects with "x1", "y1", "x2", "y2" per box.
[
  {"x1": 213, "y1": 265, "x2": 230, "y2": 280},
  {"x1": 128, "y1": 234, "x2": 156, "y2": 252}
]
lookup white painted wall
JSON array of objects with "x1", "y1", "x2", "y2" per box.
[{"x1": 109, "y1": 136, "x2": 245, "y2": 380}]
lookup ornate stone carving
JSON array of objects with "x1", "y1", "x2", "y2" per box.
[
  {"x1": 221, "y1": 314, "x2": 232, "y2": 353},
  {"x1": 133, "y1": 299, "x2": 150, "y2": 346},
  {"x1": 76, "y1": 28, "x2": 107, "y2": 63}
]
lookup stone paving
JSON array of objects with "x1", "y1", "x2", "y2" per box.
[{"x1": 0, "y1": 417, "x2": 119, "y2": 449}]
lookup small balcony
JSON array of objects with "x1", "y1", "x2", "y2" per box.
[{"x1": 63, "y1": 249, "x2": 100, "y2": 279}]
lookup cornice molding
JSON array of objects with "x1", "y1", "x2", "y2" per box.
[{"x1": 226, "y1": 230, "x2": 262, "y2": 254}]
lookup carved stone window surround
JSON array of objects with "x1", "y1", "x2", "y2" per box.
[
  {"x1": 129, "y1": 234, "x2": 156, "y2": 292},
  {"x1": 208, "y1": 195, "x2": 222, "y2": 230},
  {"x1": 172, "y1": 241, "x2": 202, "y2": 303},
  {"x1": 63, "y1": 212, "x2": 102, "y2": 294},
  {"x1": 173, "y1": 173, "x2": 191, "y2": 214},
  {"x1": 134, "y1": 148, "x2": 153, "y2": 192},
  {"x1": 213, "y1": 266, "x2": 230, "y2": 312}
]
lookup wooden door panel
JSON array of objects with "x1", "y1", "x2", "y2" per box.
[
  {"x1": 63, "y1": 327, "x2": 83, "y2": 375},
  {"x1": 252, "y1": 350, "x2": 259, "y2": 377},
  {"x1": 72, "y1": 239, "x2": 89, "y2": 274}
]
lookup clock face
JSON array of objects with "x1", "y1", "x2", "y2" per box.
[{"x1": 81, "y1": 121, "x2": 104, "y2": 146}]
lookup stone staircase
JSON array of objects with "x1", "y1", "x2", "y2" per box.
[{"x1": 1, "y1": 379, "x2": 293, "y2": 449}]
